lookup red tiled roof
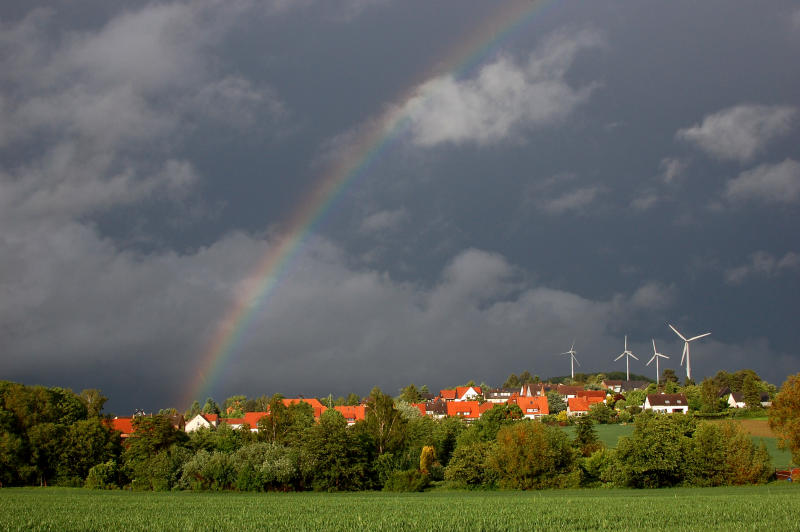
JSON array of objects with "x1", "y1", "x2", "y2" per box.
[
  {"x1": 577, "y1": 390, "x2": 607, "y2": 399},
  {"x1": 334, "y1": 405, "x2": 366, "y2": 423},
  {"x1": 282, "y1": 398, "x2": 328, "y2": 419},
  {"x1": 221, "y1": 417, "x2": 245, "y2": 426},
  {"x1": 568, "y1": 396, "x2": 604, "y2": 412},
  {"x1": 440, "y1": 389, "x2": 458, "y2": 400},
  {"x1": 108, "y1": 417, "x2": 134, "y2": 437},
  {"x1": 456, "y1": 386, "x2": 482, "y2": 398},
  {"x1": 243, "y1": 412, "x2": 267, "y2": 427},
  {"x1": 203, "y1": 413, "x2": 219, "y2": 423},
  {"x1": 510, "y1": 396, "x2": 549, "y2": 416},
  {"x1": 446, "y1": 401, "x2": 487, "y2": 419}
]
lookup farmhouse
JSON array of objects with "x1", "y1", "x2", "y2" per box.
[
  {"x1": 185, "y1": 413, "x2": 219, "y2": 432},
  {"x1": 566, "y1": 396, "x2": 604, "y2": 417},
  {"x1": 334, "y1": 405, "x2": 366, "y2": 425},
  {"x1": 509, "y1": 395, "x2": 549, "y2": 419},
  {"x1": 726, "y1": 392, "x2": 771, "y2": 408},
  {"x1": 644, "y1": 393, "x2": 689, "y2": 414}
]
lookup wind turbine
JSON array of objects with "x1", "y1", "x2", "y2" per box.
[
  {"x1": 647, "y1": 339, "x2": 670, "y2": 385},
  {"x1": 560, "y1": 341, "x2": 580, "y2": 380},
  {"x1": 668, "y1": 324, "x2": 710, "y2": 381},
  {"x1": 614, "y1": 336, "x2": 639, "y2": 381}
]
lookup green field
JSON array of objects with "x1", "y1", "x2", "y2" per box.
[
  {"x1": 561, "y1": 423, "x2": 794, "y2": 468},
  {"x1": 1, "y1": 485, "x2": 798, "y2": 531}
]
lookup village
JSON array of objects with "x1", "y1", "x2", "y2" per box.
[{"x1": 107, "y1": 376, "x2": 774, "y2": 438}]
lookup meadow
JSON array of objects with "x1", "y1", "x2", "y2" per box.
[
  {"x1": 561, "y1": 420, "x2": 794, "y2": 467},
  {"x1": 1, "y1": 484, "x2": 798, "y2": 531}
]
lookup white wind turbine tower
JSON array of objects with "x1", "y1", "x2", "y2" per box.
[
  {"x1": 560, "y1": 341, "x2": 580, "y2": 380},
  {"x1": 668, "y1": 324, "x2": 711, "y2": 382},
  {"x1": 647, "y1": 339, "x2": 670, "y2": 385},
  {"x1": 614, "y1": 336, "x2": 639, "y2": 381}
]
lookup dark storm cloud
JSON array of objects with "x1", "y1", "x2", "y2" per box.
[{"x1": 2, "y1": 1, "x2": 799, "y2": 413}]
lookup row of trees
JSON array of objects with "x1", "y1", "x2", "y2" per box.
[{"x1": 1, "y1": 373, "x2": 798, "y2": 491}]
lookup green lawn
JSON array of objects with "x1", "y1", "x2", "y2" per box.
[
  {"x1": 560, "y1": 423, "x2": 794, "y2": 468},
  {"x1": 1, "y1": 485, "x2": 798, "y2": 531}
]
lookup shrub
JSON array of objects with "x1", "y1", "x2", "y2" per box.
[
  {"x1": 444, "y1": 441, "x2": 496, "y2": 488},
  {"x1": 85, "y1": 460, "x2": 118, "y2": 489},
  {"x1": 382, "y1": 469, "x2": 430, "y2": 492}
]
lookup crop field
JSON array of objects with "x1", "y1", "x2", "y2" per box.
[
  {"x1": 1, "y1": 485, "x2": 798, "y2": 531},
  {"x1": 561, "y1": 422, "x2": 794, "y2": 467}
]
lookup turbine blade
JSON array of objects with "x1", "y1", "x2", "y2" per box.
[
  {"x1": 629, "y1": 353, "x2": 639, "y2": 361},
  {"x1": 668, "y1": 323, "x2": 687, "y2": 341},
  {"x1": 647, "y1": 355, "x2": 656, "y2": 365},
  {"x1": 660, "y1": 353, "x2": 670, "y2": 359},
  {"x1": 574, "y1": 357, "x2": 581, "y2": 367},
  {"x1": 652, "y1": 339, "x2": 657, "y2": 353},
  {"x1": 688, "y1": 332, "x2": 711, "y2": 342},
  {"x1": 680, "y1": 344, "x2": 687, "y2": 365},
  {"x1": 614, "y1": 353, "x2": 625, "y2": 361}
]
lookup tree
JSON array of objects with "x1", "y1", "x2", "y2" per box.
[
  {"x1": 302, "y1": 409, "x2": 369, "y2": 491},
  {"x1": 699, "y1": 378, "x2": 721, "y2": 413},
  {"x1": 365, "y1": 387, "x2": 406, "y2": 455},
  {"x1": 662, "y1": 368, "x2": 679, "y2": 385},
  {"x1": 546, "y1": 391, "x2": 566, "y2": 414},
  {"x1": 398, "y1": 384, "x2": 422, "y2": 403},
  {"x1": 419, "y1": 445, "x2": 435, "y2": 474},
  {"x1": 202, "y1": 398, "x2": 220, "y2": 416},
  {"x1": 186, "y1": 400, "x2": 201, "y2": 419},
  {"x1": 769, "y1": 373, "x2": 800, "y2": 465},
  {"x1": 79, "y1": 389, "x2": 107, "y2": 418},
  {"x1": 223, "y1": 395, "x2": 247, "y2": 417},
  {"x1": 573, "y1": 417, "x2": 602, "y2": 457},
  {"x1": 742, "y1": 375, "x2": 762, "y2": 409},
  {"x1": 487, "y1": 421, "x2": 578, "y2": 489},
  {"x1": 503, "y1": 373, "x2": 520, "y2": 389}
]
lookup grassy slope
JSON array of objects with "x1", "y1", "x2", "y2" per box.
[{"x1": 1, "y1": 485, "x2": 798, "y2": 531}]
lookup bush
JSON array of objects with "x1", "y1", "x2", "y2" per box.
[
  {"x1": 85, "y1": 460, "x2": 118, "y2": 489},
  {"x1": 444, "y1": 441, "x2": 496, "y2": 488},
  {"x1": 382, "y1": 469, "x2": 430, "y2": 492}
]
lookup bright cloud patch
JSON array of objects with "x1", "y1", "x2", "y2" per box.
[
  {"x1": 401, "y1": 29, "x2": 602, "y2": 146},
  {"x1": 676, "y1": 104, "x2": 796, "y2": 162},
  {"x1": 724, "y1": 159, "x2": 800, "y2": 204}
]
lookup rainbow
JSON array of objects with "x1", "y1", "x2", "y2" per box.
[{"x1": 183, "y1": 0, "x2": 555, "y2": 406}]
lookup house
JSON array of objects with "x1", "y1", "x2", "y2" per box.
[
  {"x1": 440, "y1": 386, "x2": 483, "y2": 402},
  {"x1": 281, "y1": 398, "x2": 328, "y2": 420},
  {"x1": 108, "y1": 416, "x2": 134, "y2": 438},
  {"x1": 509, "y1": 396, "x2": 549, "y2": 419},
  {"x1": 445, "y1": 400, "x2": 492, "y2": 421},
  {"x1": 577, "y1": 390, "x2": 607, "y2": 400},
  {"x1": 185, "y1": 413, "x2": 220, "y2": 432},
  {"x1": 557, "y1": 385, "x2": 584, "y2": 401},
  {"x1": 566, "y1": 396, "x2": 604, "y2": 417},
  {"x1": 243, "y1": 412, "x2": 268, "y2": 432},
  {"x1": 602, "y1": 380, "x2": 649, "y2": 393},
  {"x1": 644, "y1": 393, "x2": 689, "y2": 414},
  {"x1": 485, "y1": 388, "x2": 515, "y2": 404},
  {"x1": 334, "y1": 405, "x2": 366, "y2": 425},
  {"x1": 425, "y1": 400, "x2": 448, "y2": 419},
  {"x1": 220, "y1": 417, "x2": 246, "y2": 429},
  {"x1": 727, "y1": 392, "x2": 771, "y2": 409}
]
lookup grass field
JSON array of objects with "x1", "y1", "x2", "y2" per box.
[
  {"x1": 1, "y1": 485, "x2": 798, "y2": 531},
  {"x1": 561, "y1": 421, "x2": 794, "y2": 467}
]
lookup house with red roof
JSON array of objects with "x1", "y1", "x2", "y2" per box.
[
  {"x1": 281, "y1": 398, "x2": 328, "y2": 420},
  {"x1": 108, "y1": 416, "x2": 134, "y2": 438},
  {"x1": 409, "y1": 403, "x2": 427, "y2": 417},
  {"x1": 577, "y1": 390, "x2": 608, "y2": 400},
  {"x1": 220, "y1": 417, "x2": 246, "y2": 429},
  {"x1": 445, "y1": 400, "x2": 493, "y2": 421},
  {"x1": 557, "y1": 385, "x2": 584, "y2": 401},
  {"x1": 334, "y1": 405, "x2": 366, "y2": 426},
  {"x1": 644, "y1": 393, "x2": 689, "y2": 414},
  {"x1": 243, "y1": 412, "x2": 268, "y2": 432},
  {"x1": 440, "y1": 386, "x2": 483, "y2": 402},
  {"x1": 509, "y1": 396, "x2": 549, "y2": 420},
  {"x1": 566, "y1": 396, "x2": 605, "y2": 417},
  {"x1": 185, "y1": 413, "x2": 220, "y2": 432}
]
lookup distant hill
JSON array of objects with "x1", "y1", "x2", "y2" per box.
[{"x1": 547, "y1": 371, "x2": 654, "y2": 384}]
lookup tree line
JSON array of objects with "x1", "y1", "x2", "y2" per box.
[{"x1": 0, "y1": 372, "x2": 797, "y2": 491}]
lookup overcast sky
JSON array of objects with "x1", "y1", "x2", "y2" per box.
[{"x1": 2, "y1": 1, "x2": 799, "y2": 414}]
